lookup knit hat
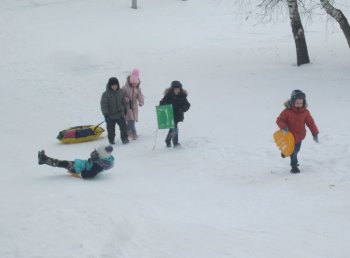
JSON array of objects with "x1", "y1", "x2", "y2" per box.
[
  {"x1": 107, "y1": 77, "x2": 119, "y2": 88},
  {"x1": 129, "y1": 68, "x2": 140, "y2": 84},
  {"x1": 290, "y1": 89, "x2": 306, "y2": 106},
  {"x1": 171, "y1": 80, "x2": 182, "y2": 89},
  {"x1": 96, "y1": 145, "x2": 113, "y2": 159}
]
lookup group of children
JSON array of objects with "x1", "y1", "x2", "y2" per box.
[
  {"x1": 100, "y1": 69, "x2": 145, "y2": 145},
  {"x1": 100, "y1": 69, "x2": 191, "y2": 147},
  {"x1": 38, "y1": 69, "x2": 192, "y2": 178},
  {"x1": 38, "y1": 69, "x2": 319, "y2": 178}
]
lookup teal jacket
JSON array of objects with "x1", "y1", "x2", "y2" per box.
[{"x1": 73, "y1": 156, "x2": 114, "y2": 179}]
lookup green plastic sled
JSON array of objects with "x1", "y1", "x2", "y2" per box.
[{"x1": 156, "y1": 104, "x2": 175, "y2": 129}]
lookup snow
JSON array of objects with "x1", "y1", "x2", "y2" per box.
[{"x1": 1, "y1": 0, "x2": 350, "y2": 257}]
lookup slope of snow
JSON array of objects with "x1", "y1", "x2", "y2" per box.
[{"x1": 1, "y1": 0, "x2": 350, "y2": 257}]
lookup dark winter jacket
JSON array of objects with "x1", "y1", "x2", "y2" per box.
[
  {"x1": 100, "y1": 84, "x2": 127, "y2": 120},
  {"x1": 276, "y1": 100, "x2": 319, "y2": 144},
  {"x1": 160, "y1": 88, "x2": 191, "y2": 123}
]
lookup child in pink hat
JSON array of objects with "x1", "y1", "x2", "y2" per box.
[
  {"x1": 129, "y1": 68, "x2": 140, "y2": 84},
  {"x1": 122, "y1": 68, "x2": 145, "y2": 140}
]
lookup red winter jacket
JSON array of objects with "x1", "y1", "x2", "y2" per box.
[{"x1": 276, "y1": 101, "x2": 319, "y2": 144}]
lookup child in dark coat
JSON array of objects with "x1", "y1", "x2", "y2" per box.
[
  {"x1": 38, "y1": 145, "x2": 114, "y2": 179},
  {"x1": 100, "y1": 77, "x2": 129, "y2": 145},
  {"x1": 276, "y1": 90, "x2": 319, "y2": 173},
  {"x1": 160, "y1": 81, "x2": 191, "y2": 147}
]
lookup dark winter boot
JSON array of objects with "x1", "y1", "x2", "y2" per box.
[
  {"x1": 165, "y1": 132, "x2": 172, "y2": 147},
  {"x1": 38, "y1": 150, "x2": 67, "y2": 168},
  {"x1": 172, "y1": 129, "x2": 179, "y2": 147},
  {"x1": 173, "y1": 143, "x2": 181, "y2": 148},
  {"x1": 108, "y1": 136, "x2": 115, "y2": 144},
  {"x1": 290, "y1": 165, "x2": 300, "y2": 173},
  {"x1": 38, "y1": 150, "x2": 47, "y2": 165}
]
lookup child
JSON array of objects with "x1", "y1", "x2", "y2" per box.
[
  {"x1": 38, "y1": 145, "x2": 114, "y2": 179},
  {"x1": 122, "y1": 68, "x2": 145, "y2": 140},
  {"x1": 160, "y1": 80, "x2": 191, "y2": 147},
  {"x1": 276, "y1": 90, "x2": 319, "y2": 173},
  {"x1": 101, "y1": 77, "x2": 129, "y2": 144}
]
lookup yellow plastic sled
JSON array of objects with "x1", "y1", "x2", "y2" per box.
[
  {"x1": 57, "y1": 124, "x2": 104, "y2": 144},
  {"x1": 273, "y1": 130, "x2": 295, "y2": 157}
]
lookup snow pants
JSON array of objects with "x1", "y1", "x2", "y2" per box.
[
  {"x1": 165, "y1": 122, "x2": 179, "y2": 145},
  {"x1": 106, "y1": 118, "x2": 128, "y2": 143},
  {"x1": 127, "y1": 120, "x2": 137, "y2": 134}
]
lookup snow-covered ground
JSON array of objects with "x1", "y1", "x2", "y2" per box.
[{"x1": 1, "y1": 0, "x2": 350, "y2": 257}]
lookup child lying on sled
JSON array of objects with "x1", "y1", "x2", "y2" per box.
[{"x1": 38, "y1": 145, "x2": 114, "y2": 179}]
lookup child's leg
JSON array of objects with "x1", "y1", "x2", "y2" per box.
[
  {"x1": 127, "y1": 120, "x2": 136, "y2": 134},
  {"x1": 172, "y1": 125, "x2": 179, "y2": 146},
  {"x1": 106, "y1": 120, "x2": 117, "y2": 144},
  {"x1": 116, "y1": 118, "x2": 128, "y2": 143},
  {"x1": 130, "y1": 120, "x2": 137, "y2": 135},
  {"x1": 166, "y1": 123, "x2": 179, "y2": 147},
  {"x1": 165, "y1": 129, "x2": 173, "y2": 147},
  {"x1": 128, "y1": 120, "x2": 137, "y2": 139},
  {"x1": 290, "y1": 142, "x2": 302, "y2": 167},
  {"x1": 38, "y1": 151, "x2": 75, "y2": 171},
  {"x1": 126, "y1": 120, "x2": 132, "y2": 136}
]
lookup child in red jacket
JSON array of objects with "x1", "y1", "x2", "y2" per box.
[{"x1": 276, "y1": 90, "x2": 319, "y2": 173}]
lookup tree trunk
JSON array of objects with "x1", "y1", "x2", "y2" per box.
[
  {"x1": 132, "y1": 0, "x2": 137, "y2": 9},
  {"x1": 287, "y1": 0, "x2": 310, "y2": 66},
  {"x1": 320, "y1": 0, "x2": 350, "y2": 48}
]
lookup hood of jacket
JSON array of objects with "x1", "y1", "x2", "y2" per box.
[
  {"x1": 126, "y1": 75, "x2": 141, "y2": 88},
  {"x1": 284, "y1": 99, "x2": 308, "y2": 112},
  {"x1": 106, "y1": 83, "x2": 120, "y2": 91},
  {"x1": 164, "y1": 87, "x2": 188, "y2": 96}
]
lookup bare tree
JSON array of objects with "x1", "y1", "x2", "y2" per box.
[
  {"x1": 320, "y1": 0, "x2": 350, "y2": 47},
  {"x1": 132, "y1": 0, "x2": 137, "y2": 9},
  {"x1": 287, "y1": 0, "x2": 310, "y2": 65},
  {"x1": 256, "y1": 0, "x2": 310, "y2": 65},
  {"x1": 242, "y1": 0, "x2": 349, "y2": 65}
]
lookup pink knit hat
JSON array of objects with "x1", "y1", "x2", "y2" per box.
[{"x1": 129, "y1": 68, "x2": 140, "y2": 84}]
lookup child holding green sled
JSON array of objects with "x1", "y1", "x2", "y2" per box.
[
  {"x1": 160, "y1": 81, "x2": 191, "y2": 148},
  {"x1": 38, "y1": 145, "x2": 114, "y2": 178},
  {"x1": 276, "y1": 90, "x2": 319, "y2": 173}
]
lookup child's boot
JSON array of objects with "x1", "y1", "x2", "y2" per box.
[
  {"x1": 132, "y1": 133, "x2": 138, "y2": 140},
  {"x1": 38, "y1": 150, "x2": 47, "y2": 165},
  {"x1": 165, "y1": 140, "x2": 171, "y2": 148},
  {"x1": 38, "y1": 150, "x2": 59, "y2": 167},
  {"x1": 172, "y1": 135, "x2": 180, "y2": 148},
  {"x1": 290, "y1": 165, "x2": 300, "y2": 173},
  {"x1": 165, "y1": 133, "x2": 172, "y2": 147}
]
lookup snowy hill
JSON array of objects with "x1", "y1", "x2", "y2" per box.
[{"x1": 1, "y1": 0, "x2": 350, "y2": 257}]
